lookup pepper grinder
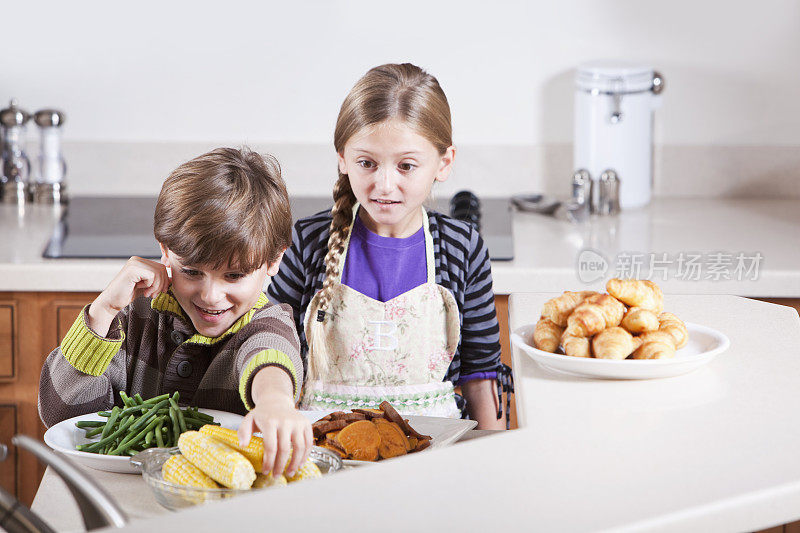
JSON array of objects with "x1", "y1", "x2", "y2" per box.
[
  {"x1": 0, "y1": 99, "x2": 31, "y2": 204},
  {"x1": 33, "y1": 109, "x2": 67, "y2": 204}
]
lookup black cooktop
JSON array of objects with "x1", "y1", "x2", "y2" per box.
[{"x1": 43, "y1": 194, "x2": 514, "y2": 261}]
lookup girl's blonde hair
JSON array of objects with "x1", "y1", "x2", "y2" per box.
[{"x1": 306, "y1": 63, "x2": 452, "y2": 379}]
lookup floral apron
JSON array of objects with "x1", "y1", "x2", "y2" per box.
[{"x1": 300, "y1": 208, "x2": 462, "y2": 418}]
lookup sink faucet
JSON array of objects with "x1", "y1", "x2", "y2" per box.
[{"x1": 0, "y1": 435, "x2": 128, "y2": 532}]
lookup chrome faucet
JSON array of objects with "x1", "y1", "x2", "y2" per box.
[{"x1": 0, "y1": 435, "x2": 128, "y2": 532}]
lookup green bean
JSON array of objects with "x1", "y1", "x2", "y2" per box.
[
  {"x1": 144, "y1": 430, "x2": 154, "y2": 446},
  {"x1": 171, "y1": 391, "x2": 180, "y2": 403},
  {"x1": 109, "y1": 417, "x2": 160, "y2": 455},
  {"x1": 172, "y1": 401, "x2": 188, "y2": 433},
  {"x1": 155, "y1": 420, "x2": 165, "y2": 447},
  {"x1": 83, "y1": 426, "x2": 105, "y2": 438},
  {"x1": 97, "y1": 411, "x2": 112, "y2": 417},
  {"x1": 119, "y1": 391, "x2": 133, "y2": 407},
  {"x1": 168, "y1": 407, "x2": 181, "y2": 443},
  {"x1": 133, "y1": 394, "x2": 143, "y2": 405},
  {"x1": 162, "y1": 424, "x2": 173, "y2": 447},
  {"x1": 78, "y1": 415, "x2": 136, "y2": 453},
  {"x1": 128, "y1": 399, "x2": 169, "y2": 433},
  {"x1": 101, "y1": 407, "x2": 120, "y2": 439},
  {"x1": 75, "y1": 420, "x2": 105, "y2": 428},
  {"x1": 188, "y1": 410, "x2": 215, "y2": 423},
  {"x1": 183, "y1": 417, "x2": 217, "y2": 428},
  {"x1": 141, "y1": 393, "x2": 171, "y2": 405}
]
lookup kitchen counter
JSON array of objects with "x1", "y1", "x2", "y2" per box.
[
  {"x1": 1, "y1": 198, "x2": 799, "y2": 296},
  {"x1": 29, "y1": 295, "x2": 800, "y2": 532}
]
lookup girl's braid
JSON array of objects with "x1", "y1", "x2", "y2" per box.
[{"x1": 305, "y1": 170, "x2": 356, "y2": 379}]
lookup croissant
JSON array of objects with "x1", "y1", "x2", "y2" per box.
[
  {"x1": 533, "y1": 317, "x2": 565, "y2": 353},
  {"x1": 631, "y1": 331, "x2": 676, "y2": 360},
  {"x1": 561, "y1": 332, "x2": 592, "y2": 358},
  {"x1": 542, "y1": 291, "x2": 598, "y2": 327},
  {"x1": 565, "y1": 294, "x2": 625, "y2": 337},
  {"x1": 606, "y1": 278, "x2": 664, "y2": 313},
  {"x1": 592, "y1": 327, "x2": 642, "y2": 360},
  {"x1": 659, "y1": 312, "x2": 688, "y2": 349},
  {"x1": 621, "y1": 307, "x2": 660, "y2": 334}
]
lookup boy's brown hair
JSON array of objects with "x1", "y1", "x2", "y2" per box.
[{"x1": 154, "y1": 147, "x2": 291, "y2": 273}]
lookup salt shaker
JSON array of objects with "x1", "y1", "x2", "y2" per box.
[
  {"x1": 0, "y1": 99, "x2": 31, "y2": 204},
  {"x1": 571, "y1": 169, "x2": 590, "y2": 205},
  {"x1": 598, "y1": 169, "x2": 621, "y2": 215},
  {"x1": 33, "y1": 109, "x2": 67, "y2": 204}
]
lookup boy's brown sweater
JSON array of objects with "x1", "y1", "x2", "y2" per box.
[{"x1": 38, "y1": 291, "x2": 302, "y2": 428}]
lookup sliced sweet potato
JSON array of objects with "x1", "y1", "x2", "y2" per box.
[
  {"x1": 373, "y1": 419, "x2": 408, "y2": 459},
  {"x1": 378, "y1": 401, "x2": 431, "y2": 440},
  {"x1": 415, "y1": 437, "x2": 431, "y2": 452},
  {"x1": 319, "y1": 443, "x2": 345, "y2": 459},
  {"x1": 312, "y1": 419, "x2": 348, "y2": 439},
  {"x1": 335, "y1": 420, "x2": 380, "y2": 461},
  {"x1": 353, "y1": 408, "x2": 384, "y2": 419}
]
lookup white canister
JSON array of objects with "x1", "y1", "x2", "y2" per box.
[{"x1": 574, "y1": 61, "x2": 664, "y2": 209}]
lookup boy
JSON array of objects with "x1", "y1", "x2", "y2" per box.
[{"x1": 38, "y1": 147, "x2": 311, "y2": 476}]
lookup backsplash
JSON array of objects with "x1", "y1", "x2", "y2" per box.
[{"x1": 60, "y1": 141, "x2": 800, "y2": 199}]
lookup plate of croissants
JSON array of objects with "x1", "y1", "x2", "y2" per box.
[{"x1": 511, "y1": 278, "x2": 730, "y2": 379}]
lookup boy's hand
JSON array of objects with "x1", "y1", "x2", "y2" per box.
[
  {"x1": 238, "y1": 366, "x2": 312, "y2": 477},
  {"x1": 238, "y1": 391, "x2": 312, "y2": 477},
  {"x1": 88, "y1": 256, "x2": 170, "y2": 336}
]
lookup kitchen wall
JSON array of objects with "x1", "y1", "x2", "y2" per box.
[{"x1": 5, "y1": 0, "x2": 800, "y2": 198}]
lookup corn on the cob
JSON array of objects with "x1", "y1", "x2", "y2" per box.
[
  {"x1": 252, "y1": 472, "x2": 288, "y2": 488},
  {"x1": 198, "y1": 424, "x2": 321, "y2": 483},
  {"x1": 162, "y1": 454, "x2": 220, "y2": 489},
  {"x1": 286, "y1": 459, "x2": 322, "y2": 482},
  {"x1": 200, "y1": 425, "x2": 264, "y2": 473},
  {"x1": 177, "y1": 431, "x2": 256, "y2": 489}
]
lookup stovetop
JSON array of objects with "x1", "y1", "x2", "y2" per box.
[{"x1": 43, "y1": 194, "x2": 514, "y2": 261}]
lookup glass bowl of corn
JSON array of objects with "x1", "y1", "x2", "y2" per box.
[{"x1": 131, "y1": 445, "x2": 342, "y2": 511}]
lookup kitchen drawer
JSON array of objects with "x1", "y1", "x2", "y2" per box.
[
  {"x1": 57, "y1": 304, "x2": 88, "y2": 341},
  {"x1": 0, "y1": 404, "x2": 17, "y2": 497},
  {"x1": 0, "y1": 301, "x2": 18, "y2": 380}
]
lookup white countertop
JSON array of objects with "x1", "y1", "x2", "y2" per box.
[
  {"x1": 30, "y1": 295, "x2": 800, "y2": 532},
  {"x1": 1, "y1": 198, "x2": 799, "y2": 296}
]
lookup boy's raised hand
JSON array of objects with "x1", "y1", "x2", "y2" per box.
[
  {"x1": 238, "y1": 368, "x2": 312, "y2": 478},
  {"x1": 88, "y1": 256, "x2": 171, "y2": 336}
]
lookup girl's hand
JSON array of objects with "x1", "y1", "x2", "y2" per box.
[
  {"x1": 237, "y1": 391, "x2": 313, "y2": 477},
  {"x1": 88, "y1": 256, "x2": 171, "y2": 336}
]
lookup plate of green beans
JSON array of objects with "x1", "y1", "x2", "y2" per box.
[{"x1": 43, "y1": 391, "x2": 244, "y2": 474}]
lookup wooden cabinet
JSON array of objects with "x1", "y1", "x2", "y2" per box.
[
  {"x1": 0, "y1": 301, "x2": 17, "y2": 379},
  {"x1": 495, "y1": 295, "x2": 518, "y2": 430},
  {"x1": 0, "y1": 291, "x2": 97, "y2": 507}
]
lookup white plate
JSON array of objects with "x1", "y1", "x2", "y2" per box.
[
  {"x1": 43, "y1": 409, "x2": 244, "y2": 474},
  {"x1": 300, "y1": 410, "x2": 477, "y2": 465},
  {"x1": 511, "y1": 322, "x2": 730, "y2": 380}
]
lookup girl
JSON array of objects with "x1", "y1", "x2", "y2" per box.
[{"x1": 268, "y1": 63, "x2": 509, "y2": 429}]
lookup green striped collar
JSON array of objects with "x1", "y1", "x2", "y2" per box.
[{"x1": 151, "y1": 290, "x2": 270, "y2": 345}]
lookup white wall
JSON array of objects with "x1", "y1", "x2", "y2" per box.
[{"x1": 6, "y1": 0, "x2": 800, "y2": 146}]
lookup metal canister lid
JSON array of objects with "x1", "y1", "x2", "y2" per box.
[
  {"x1": 0, "y1": 99, "x2": 30, "y2": 127},
  {"x1": 34, "y1": 109, "x2": 66, "y2": 127},
  {"x1": 576, "y1": 61, "x2": 657, "y2": 94}
]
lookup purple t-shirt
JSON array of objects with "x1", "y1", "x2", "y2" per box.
[{"x1": 341, "y1": 214, "x2": 427, "y2": 302}]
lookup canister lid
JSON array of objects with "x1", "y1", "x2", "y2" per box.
[
  {"x1": 0, "y1": 99, "x2": 30, "y2": 127},
  {"x1": 34, "y1": 109, "x2": 66, "y2": 127},
  {"x1": 576, "y1": 61, "x2": 655, "y2": 93}
]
